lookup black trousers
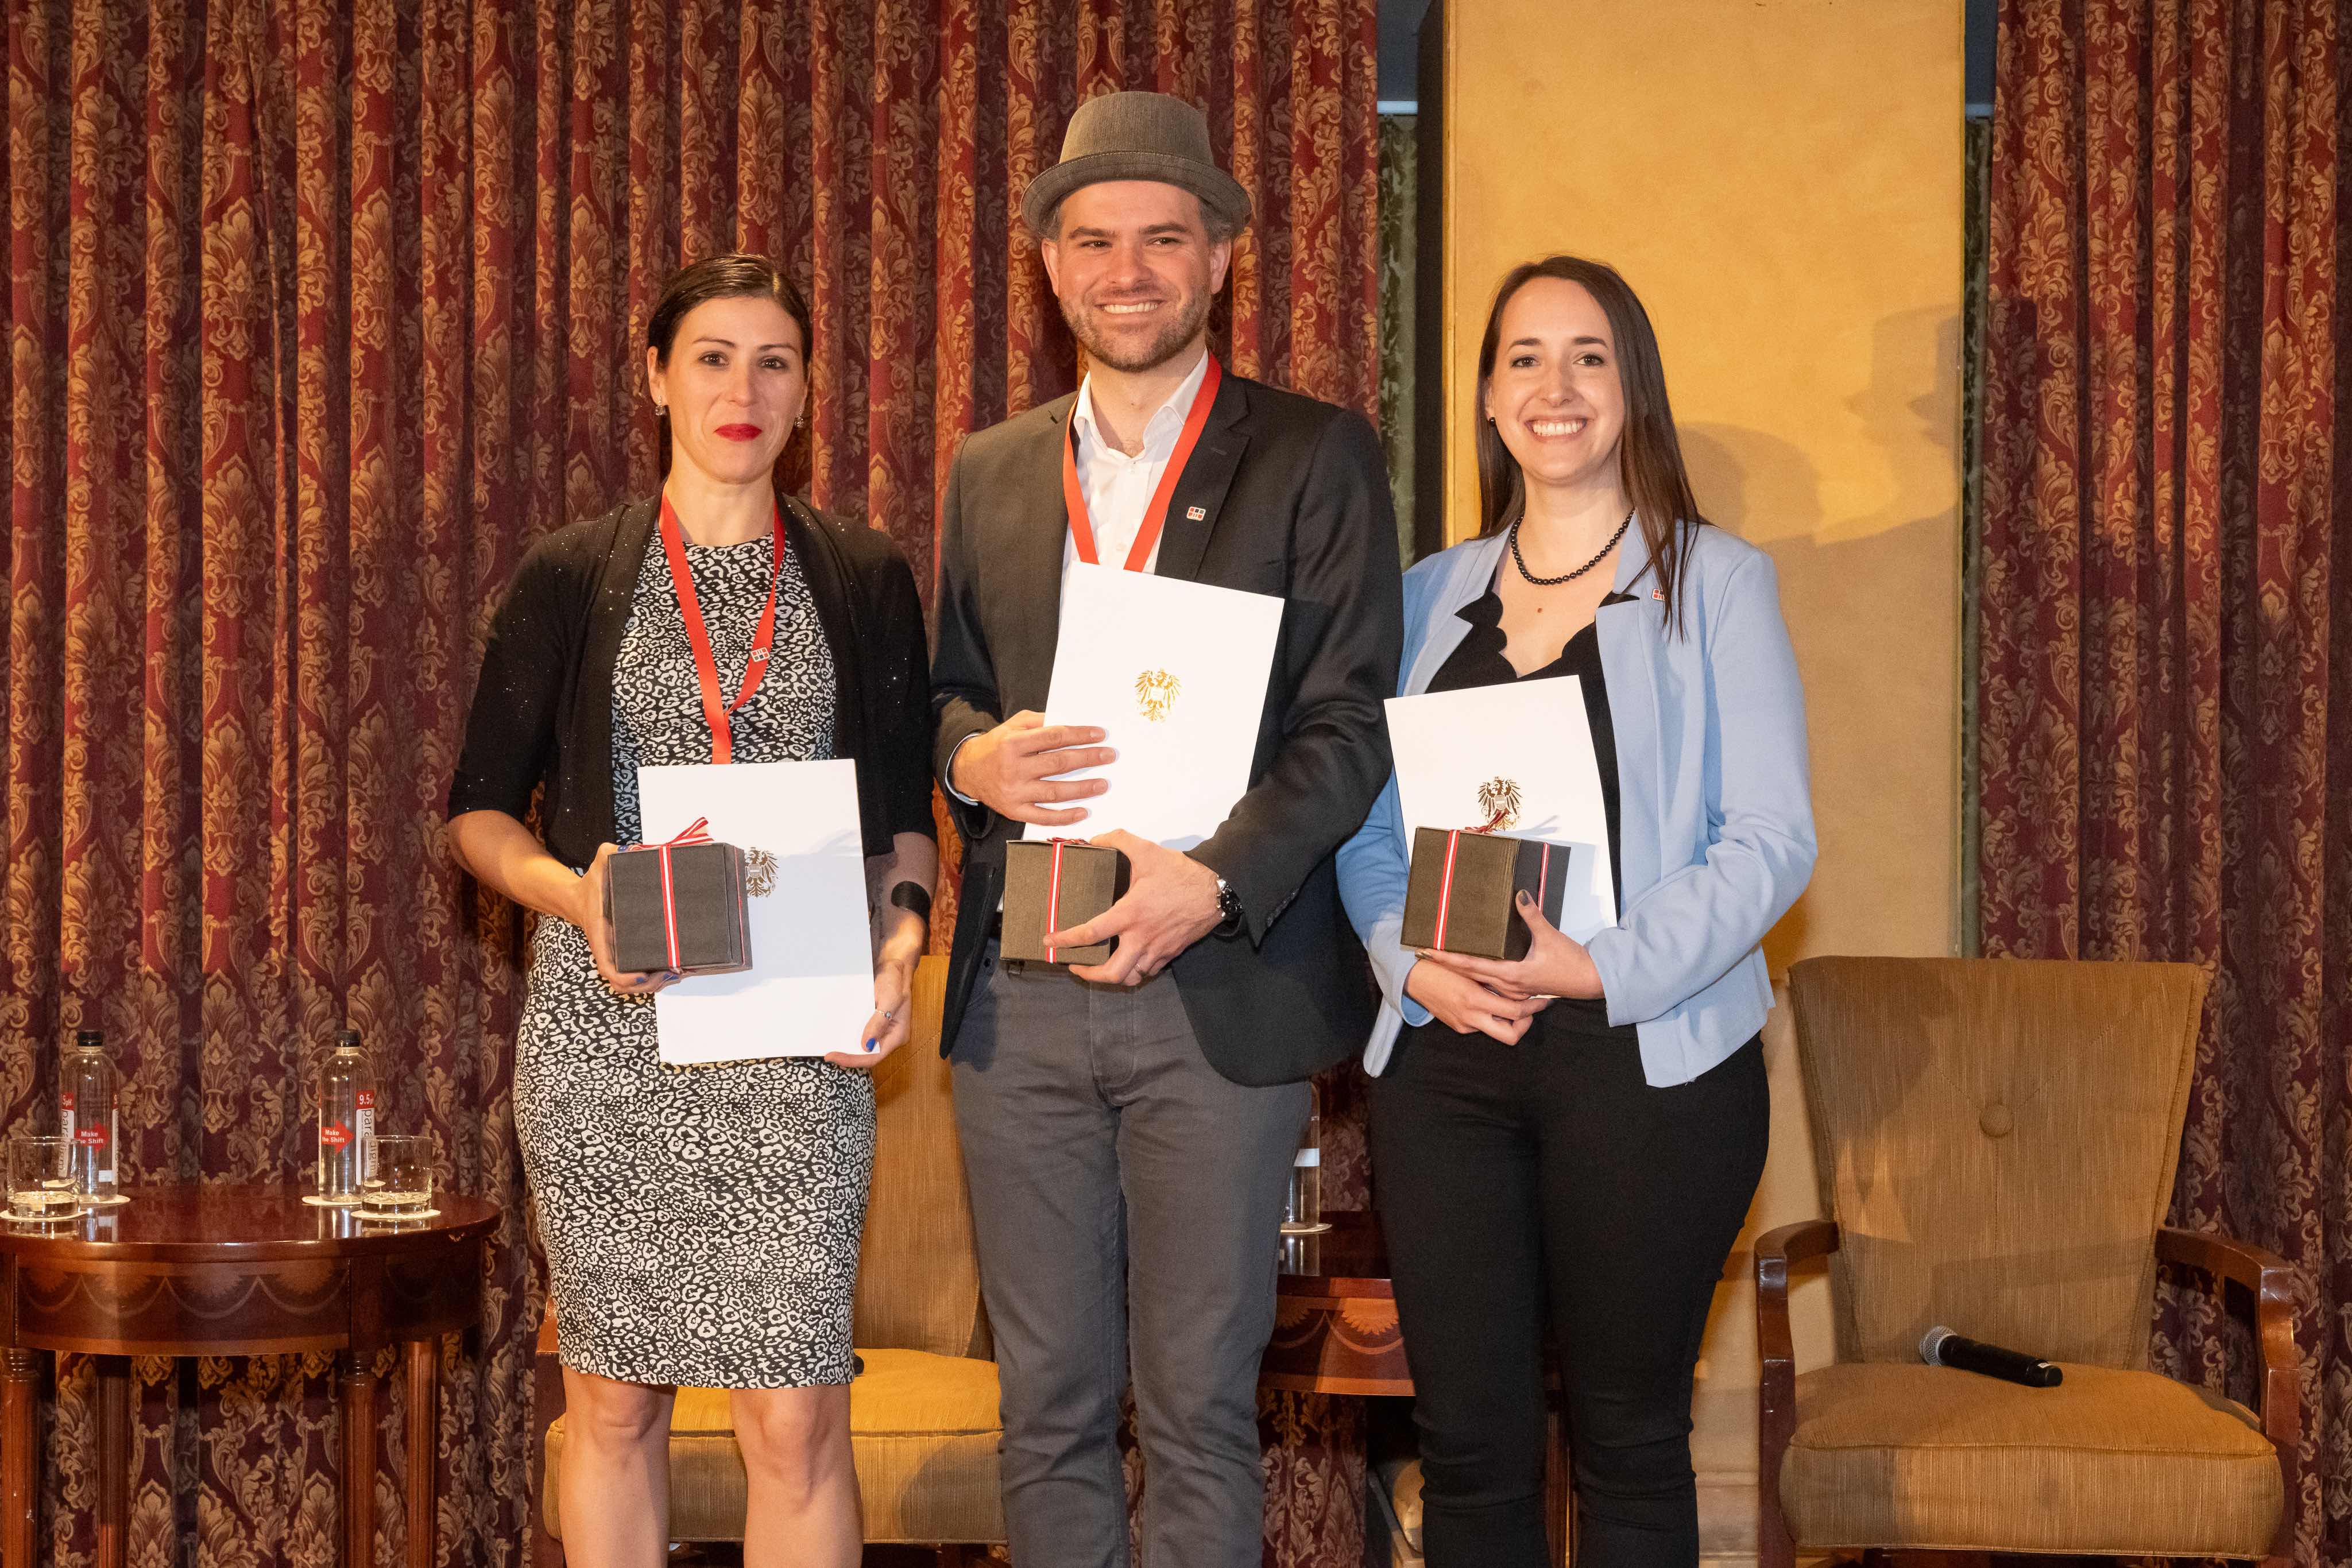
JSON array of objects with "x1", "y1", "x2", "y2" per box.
[{"x1": 1368, "y1": 1011, "x2": 1769, "y2": 1568}]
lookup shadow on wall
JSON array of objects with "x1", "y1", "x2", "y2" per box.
[{"x1": 1676, "y1": 307, "x2": 1963, "y2": 970}]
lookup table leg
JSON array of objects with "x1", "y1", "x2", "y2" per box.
[
  {"x1": 95, "y1": 1355, "x2": 130, "y2": 1568},
  {"x1": 2, "y1": 1350, "x2": 38, "y2": 1568},
  {"x1": 343, "y1": 1352, "x2": 378, "y2": 1568},
  {"x1": 1545, "y1": 1396, "x2": 1572, "y2": 1567},
  {"x1": 403, "y1": 1339, "x2": 438, "y2": 1568}
]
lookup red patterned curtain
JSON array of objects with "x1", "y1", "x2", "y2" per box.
[
  {"x1": 1, "y1": 1, "x2": 1378, "y2": 1565},
  {"x1": 1980, "y1": 1, "x2": 2343, "y2": 1558}
]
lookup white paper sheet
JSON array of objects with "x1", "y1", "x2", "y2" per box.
[
  {"x1": 1383, "y1": 676, "x2": 1618, "y2": 942},
  {"x1": 638, "y1": 758, "x2": 874, "y2": 1064},
  {"x1": 1025, "y1": 562, "x2": 1285, "y2": 850}
]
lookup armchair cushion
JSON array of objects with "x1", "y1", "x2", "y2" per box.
[
  {"x1": 544, "y1": 1348, "x2": 1005, "y2": 1546},
  {"x1": 1780, "y1": 1361, "x2": 2281, "y2": 1557}
]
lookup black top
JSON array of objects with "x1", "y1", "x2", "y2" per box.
[
  {"x1": 447, "y1": 495, "x2": 935, "y2": 869},
  {"x1": 1415, "y1": 582, "x2": 1637, "y2": 1042}
]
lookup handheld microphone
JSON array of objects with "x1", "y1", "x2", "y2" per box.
[{"x1": 1918, "y1": 1326, "x2": 2063, "y2": 1388}]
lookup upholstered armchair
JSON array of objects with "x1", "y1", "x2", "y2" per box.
[
  {"x1": 538, "y1": 955, "x2": 1005, "y2": 1564},
  {"x1": 1758, "y1": 957, "x2": 2298, "y2": 1566}
]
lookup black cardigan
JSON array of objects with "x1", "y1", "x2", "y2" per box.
[{"x1": 447, "y1": 495, "x2": 935, "y2": 868}]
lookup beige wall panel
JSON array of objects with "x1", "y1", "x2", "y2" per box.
[{"x1": 1444, "y1": 0, "x2": 1964, "y2": 966}]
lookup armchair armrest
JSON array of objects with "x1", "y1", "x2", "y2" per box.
[
  {"x1": 2154, "y1": 1226, "x2": 2298, "y2": 1441},
  {"x1": 1755, "y1": 1219, "x2": 1839, "y2": 1568},
  {"x1": 2156, "y1": 1225, "x2": 2300, "y2": 1559}
]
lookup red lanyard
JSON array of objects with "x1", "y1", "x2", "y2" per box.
[
  {"x1": 657, "y1": 494, "x2": 786, "y2": 765},
  {"x1": 1061, "y1": 355, "x2": 1224, "y2": 570}
]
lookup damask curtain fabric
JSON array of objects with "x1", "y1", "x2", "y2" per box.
[
  {"x1": 1, "y1": 1, "x2": 1379, "y2": 1564},
  {"x1": 1980, "y1": 1, "x2": 2343, "y2": 1558}
]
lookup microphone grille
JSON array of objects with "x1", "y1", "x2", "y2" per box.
[{"x1": 1918, "y1": 1325, "x2": 1956, "y2": 1365}]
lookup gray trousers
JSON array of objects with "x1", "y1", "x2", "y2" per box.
[{"x1": 951, "y1": 942, "x2": 1310, "y2": 1568}]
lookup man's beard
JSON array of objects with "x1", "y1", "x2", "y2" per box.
[{"x1": 1062, "y1": 288, "x2": 1213, "y2": 373}]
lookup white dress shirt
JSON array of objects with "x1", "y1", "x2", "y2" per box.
[{"x1": 1062, "y1": 349, "x2": 1213, "y2": 573}]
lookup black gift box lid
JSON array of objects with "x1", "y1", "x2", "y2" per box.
[
  {"x1": 1003, "y1": 839, "x2": 1130, "y2": 965},
  {"x1": 1400, "y1": 827, "x2": 1571, "y2": 962},
  {"x1": 605, "y1": 840, "x2": 752, "y2": 976}
]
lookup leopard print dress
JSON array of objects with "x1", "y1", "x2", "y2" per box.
[{"x1": 514, "y1": 527, "x2": 875, "y2": 1389}]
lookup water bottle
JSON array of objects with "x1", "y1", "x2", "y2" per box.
[
  {"x1": 1282, "y1": 1083, "x2": 1324, "y2": 1235},
  {"x1": 59, "y1": 1029, "x2": 123, "y2": 1205},
  {"x1": 314, "y1": 1030, "x2": 377, "y2": 1206}
]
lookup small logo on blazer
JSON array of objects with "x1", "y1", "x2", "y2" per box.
[
  {"x1": 1185, "y1": 505, "x2": 1207, "y2": 520},
  {"x1": 1652, "y1": 589, "x2": 1665, "y2": 601}
]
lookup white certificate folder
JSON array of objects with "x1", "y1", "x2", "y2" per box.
[
  {"x1": 1026, "y1": 562, "x2": 1284, "y2": 850},
  {"x1": 1383, "y1": 676, "x2": 1618, "y2": 943},
  {"x1": 638, "y1": 758, "x2": 872, "y2": 1064}
]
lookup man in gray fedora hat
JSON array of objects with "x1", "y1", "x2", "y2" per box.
[{"x1": 930, "y1": 90, "x2": 1402, "y2": 1567}]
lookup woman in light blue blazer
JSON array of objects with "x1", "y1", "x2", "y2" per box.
[{"x1": 1336, "y1": 256, "x2": 1814, "y2": 1567}]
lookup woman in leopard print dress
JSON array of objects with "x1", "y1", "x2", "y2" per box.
[{"x1": 446, "y1": 256, "x2": 936, "y2": 1568}]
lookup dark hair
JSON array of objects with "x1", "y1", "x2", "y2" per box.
[
  {"x1": 1475, "y1": 255, "x2": 1706, "y2": 634},
  {"x1": 647, "y1": 252, "x2": 811, "y2": 366},
  {"x1": 645, "y1": 254, "x2": 813, "y2": 483}
]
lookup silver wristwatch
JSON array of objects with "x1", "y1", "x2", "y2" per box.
[{"x1": 1213, "y1": 874, "x2": 1245, "y2": 932}]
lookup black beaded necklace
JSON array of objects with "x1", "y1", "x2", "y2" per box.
[{"x1": 1509, "y1": 508, "x2": 1634, "y2": 587}]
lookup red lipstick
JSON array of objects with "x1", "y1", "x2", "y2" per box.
[{"x1": 715, "y1": 423, "x2": 762, "y2": 441}]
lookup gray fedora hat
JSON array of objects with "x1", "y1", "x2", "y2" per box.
[{"x1": 1022, "y1": 91, "x2": 1252, "y2": 238}]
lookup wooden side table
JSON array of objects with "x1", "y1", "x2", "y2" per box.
[
  {"x1": 0, "y1": 1184, "x2": 498, "y2": 1568},
  {"x1": 1259, "y1": 1210, "x2": 1572, "y2": 1566}
]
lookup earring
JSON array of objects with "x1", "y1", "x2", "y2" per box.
[{"x1": 654, "y1": 402, "x2": 667, "y2": 415}]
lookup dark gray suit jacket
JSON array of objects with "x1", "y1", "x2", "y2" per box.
[{"x1": 930, "y1": 369, "x2": 1404, "y2": 1086}]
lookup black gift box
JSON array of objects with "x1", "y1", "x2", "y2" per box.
[
  {"x1": 605, "y1": 839, "x2": 752, "y2": 975},
  {"x1": 1399, "y1": 827, "x2": 1572, "y2": 961},
  {"x1": 1002, "y1": 839, "x2": 1129, "y2": 965}
]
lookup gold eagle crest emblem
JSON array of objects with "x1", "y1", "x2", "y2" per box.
[
  {"x1": 1134, "y1": 668, "x2": 1181, "y2": 723},
  {"x1": 1475, "y1": 776, "x2": 1522, "y2": 833},
  {"x1": 743, "y1": 847, "x2": 780, "y2": 898}
]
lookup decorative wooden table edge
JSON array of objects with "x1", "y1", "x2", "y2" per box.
[{"x1": 0, "y1": 1184, "x2": 500, "y2": 1568}]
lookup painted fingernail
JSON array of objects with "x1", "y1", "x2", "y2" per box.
[{"x1": 863, "y1": 1038, "x2": 877, "y2": 1052}]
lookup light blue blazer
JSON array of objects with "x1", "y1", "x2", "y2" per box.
[{"x1": 1336, "y1": 520, "x2": 1816, "y2": 1086}]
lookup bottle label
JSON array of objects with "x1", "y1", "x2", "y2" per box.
[
  {"x1": 321, "y1": 1122, "x2": 353, "y2": 1148},
  {"x1": 102, "y1": 1109, "x2": 118, "y2": 1185},
  {"x1": 74, "y1": 1124, "x2": 105, "y2": 1149},
  {"x1": 59, "y1": 1091, "x2": 74, "y2": 1148}
]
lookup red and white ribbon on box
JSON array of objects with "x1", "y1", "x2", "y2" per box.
[
  {"x1": 1042, "y1": 837, "x2": 1080, "y2": 963},
  {"x1": 644, "y1": 815, "x2": 714, "y2": 973}
]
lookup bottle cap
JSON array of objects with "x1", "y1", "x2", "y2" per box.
[
  {"x1": 74, "y1": 1029, "x2": 103, "y2": 1048},
  {"x1": 336, "y1": 1029, "x2": 362, "y2": 1050}
]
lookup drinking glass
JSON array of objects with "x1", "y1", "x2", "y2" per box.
[
  {"x1": 1280, "y1": 1144, "x2": 1326, "y2": 1235},
  {"x1": 6, "y1": 1133, "x2": 82, "y2": 1222},
  {"x1": 358, "y1": 1135, "x2": 434, "y2": 1219}
]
